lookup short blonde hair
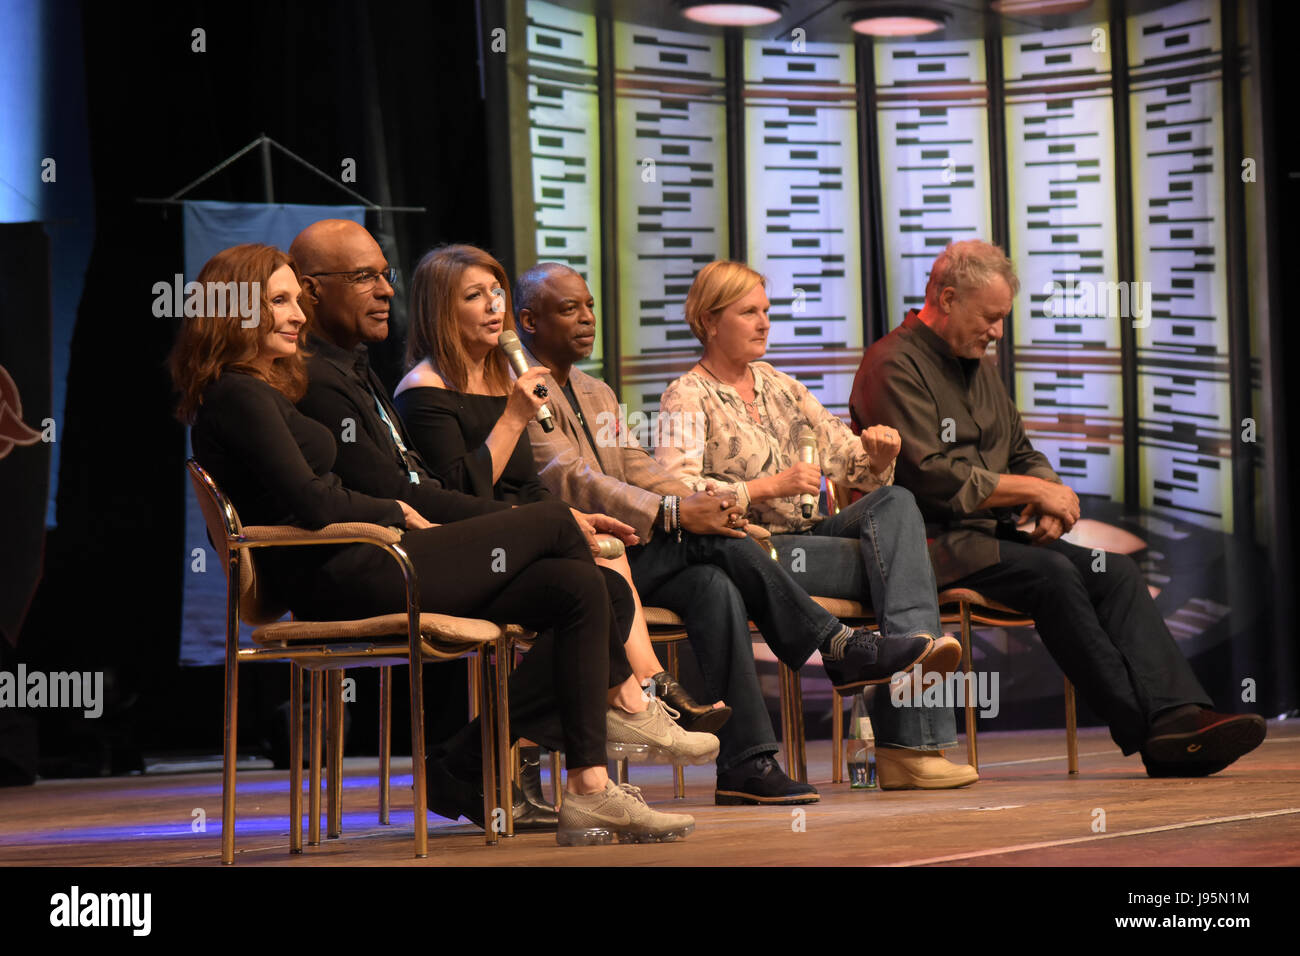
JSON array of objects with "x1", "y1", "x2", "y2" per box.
[
  {"x1": 684, "y1": 260, "x2": 766, "y2": 344},
  {"x1": 924, "y1": 240, "x2": 1020, "y2": 306}
]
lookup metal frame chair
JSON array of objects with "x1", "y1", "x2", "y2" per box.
[
  {"x1": 187, "y1": 458, "x2": 517, "y2": 863},
  {"x1": 639, "y1": 607, "x2": 691, "y2": 799},
  {"x1": 492, "y1": 608, "x2": 691, "y2": 802},
  {"x1": 776, "y1": 478, "x2": 1079, "y2": 782},
  {"x1": 940, "y1": 588, "x2": 1078, "y2": 774}
]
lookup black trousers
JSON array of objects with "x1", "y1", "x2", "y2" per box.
[
  {"x1": 945, "y1": 536, "x2": 1212, "y2": 754},
  {"x1": 289, "y1": 500, "x2": 634, "y2": 769}
]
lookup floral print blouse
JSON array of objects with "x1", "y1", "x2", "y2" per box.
[{"x1": 654, "y1": 361, "x2": 894, "y2": 533}]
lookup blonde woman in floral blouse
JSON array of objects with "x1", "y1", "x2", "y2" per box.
[{"x1": 656, "y1": 260, "x2": 977, "y2": 790}]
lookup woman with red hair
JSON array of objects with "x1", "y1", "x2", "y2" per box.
[{"x1": 169, "y1": 243, "x2": 698, "y2": 845}]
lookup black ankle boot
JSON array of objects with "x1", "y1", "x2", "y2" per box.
[
  {"x1": 517, "y1": 746, "x2": 559, "y2": 827},
  {"x1": 650, "y1": 672, "x2": 732, "y2": 734}
]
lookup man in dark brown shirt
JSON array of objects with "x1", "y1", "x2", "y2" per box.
[{"x1": 852, "y1": 240, "x2": 1265, "y2": 778}]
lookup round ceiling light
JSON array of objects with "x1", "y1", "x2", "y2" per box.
[
  {"x1": 680, "y1": 2, "x2": 785, "y2": 27},
  {"x1": 848, "y1": 5, "x2": 947, "y2": 37}
]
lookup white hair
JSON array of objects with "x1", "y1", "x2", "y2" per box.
[{"x1": 924, "y1": 240, "x2": 1020, "y2": 305}]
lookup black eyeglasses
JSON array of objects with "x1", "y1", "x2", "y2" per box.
[{"x1": 307, "y1": 267, "x2": 398, "y2": 289}]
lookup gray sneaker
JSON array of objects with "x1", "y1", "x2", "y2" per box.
[
  {"x1": 607, "y1": 697, "x2": 720, "y2": 765},
  {"x1": 556, "y1": 781, "x2": 695, "y2": 846}
]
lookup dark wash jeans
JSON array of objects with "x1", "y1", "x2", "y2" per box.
[
  {"x1": 944, "y1": 535, "x2": 1211, "y2": 754},
  {"x1": 772, "y1": 485, "x2": 959, "y2": 751},
  {"x1": 629, "y1": 531, "x2": 844, "y2": 773}
]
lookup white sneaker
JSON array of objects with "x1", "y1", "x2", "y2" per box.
[
  {"x1": 606, "y1": 697, "x2": 720, "y2": 765},
  {"x1": 556, "y1": 781, "x2": 695, "y2": 845}
]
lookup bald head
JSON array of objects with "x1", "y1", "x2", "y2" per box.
[
  {"x1": 290, "y1": 219, "x2": 394, "y2": 349},
  {"x1": 514, "y1": 262, "x2": 596, "y2": 383},
  {"x1": 514, "y1": 262, "x2": 581, "y2": 322},
  {"x1": 290, "y1": 219, "x2": 375, "y2": 276}
]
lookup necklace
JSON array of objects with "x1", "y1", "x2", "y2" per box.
[{"x1": 698, "y1": 361, "x2": 760, "y2": 410}]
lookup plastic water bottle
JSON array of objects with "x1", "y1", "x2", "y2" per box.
[{"x1": 847, "y1": 691, "x2": 877, "y2": 789}]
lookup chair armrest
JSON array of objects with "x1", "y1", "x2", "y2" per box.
[
  {"x1": 238, "y1": 522, "x2": 405, "y2": 547},
  {"x1": 233, "y1": 522, "x2": 425, "y2": 633},
  {"x1": 743, "y1": 523, "x2": 779, "y2": 561}
]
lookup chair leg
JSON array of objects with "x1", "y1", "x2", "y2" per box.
[
  {"x1": 791, "y1": 672, "x2": 807, "y2": 783},
  {"x1": 831, "y1": 686, "x2": 844, "y2": 785},
  {"x1": 616, "y1": 758, "x2": 628, "y2": 784},
  {"x1": 960, "y1": 603, "x2": 979, "y2": 772},
  {"x1": 779, "y1": 663, "x2": 808, "y2": 783},
  {"x1": 326, "y1": 670, "x2": 343, "y2": 839},
  {"x1": 408, "y1": 654, "x2": 429, "y2": 860},
  {"x1": 467, "y1": 658, "x2": 480, "y2": 720},
  {"x1": 664, "y1": 642, "x2": 685, "y2": 799},
  {"x1": 551, "y1": 751, "x2": 563, "y2": 808},
  {"x1": 494, "y1": 638, "x2": 514, "y2": 838},
  {"x1": 379, "y1": 665, "x2": 392, "y2": 825},
  {"x1": 289, "y1": 663, "x2": 303, "y2": 854},
  {"x1": 308, "y1": 669, "x2": 323, "y2": 847},
  {"x1": 778, "y1": 663, "x2": 796, "y2": 782},
  {"x1": 220, "y1": 621, "x2": 239, "y2": 865},
  {"x1": 477, "y1": 649, "x2": 500, "y2": 846},
  {"x1": 1064, "y1": 677, "x2": 1079, "y2": 775}
]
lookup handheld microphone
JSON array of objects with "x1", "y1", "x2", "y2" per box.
[
  {"x1": 497, "y1": 329, "x2": 555, "y2": 432},
  {"x1": 596, "y1": 537, "x2": 625, "y2": 559},
  {"x1": 797, "y1": 425, "x2": 818, "y2": 519}
]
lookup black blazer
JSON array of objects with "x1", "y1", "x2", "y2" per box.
[{"x1": 298, "y1": 334, "x2": 511, "y2": 524}]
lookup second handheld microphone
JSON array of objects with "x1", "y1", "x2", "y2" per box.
[
  {"x1": 497, "y1": 329, "x2": 555, "y2": 432},
  {"x1": 797, "y1": 425, "x2": 818, "y2": 519}
]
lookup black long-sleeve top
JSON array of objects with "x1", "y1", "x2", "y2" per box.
[
  {"x1": 191, "y1": 371, "x2": 407, "y2": 609},
  {"x1": 192, "y1": 371, "x2": 404, "y2": 530},
  {"x1": 296, "y1": 334, "x2": 512, "y2": 524},
  {"x1": 393, "y1": 386, "x2": 550, "y2": 505}
]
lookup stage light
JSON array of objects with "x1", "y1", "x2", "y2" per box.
[
  {"x1": 848, "y1": 5, "x2": 947, "y2": 37},
  {"x1": 679, "y1": 2, "x2": 785, "y2": 27},
  {"x1": 990, "y1": 0, "x2": 1094, "y2": 14}
]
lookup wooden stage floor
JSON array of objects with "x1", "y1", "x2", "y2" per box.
[{"x1": 2, "y1": 722, "x2": 1297, "y2": 867}]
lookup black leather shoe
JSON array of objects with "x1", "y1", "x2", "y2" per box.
[
  {"x1": 651, "y1": 671, "x2": 732, "y2": 734},
  {"x1": 715, "y1": 754, "x2": 820, "y2": 805},
  {"x1": 511, "y1": 789, "x2": 559, "y2": 830},
  {"x1": 518, "y1": 746, "x2": 560, "y2": 826},
  {"x1": 822, "y1": 630, "x2": 932, "y2": 689},
  {"x1": 426, "y1": 756, "x2": 558, "y2": 831},
  {"x1": 1141, "y1": 708, "x2": 1266, "y2": 776}
]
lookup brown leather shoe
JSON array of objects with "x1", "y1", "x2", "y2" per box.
[{"x1": 876, "y1": 747, "x2": 979, "y2": 790}]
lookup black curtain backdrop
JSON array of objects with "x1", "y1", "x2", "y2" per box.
[{"x1": 20, "y1": 0, "x2": 504, "y2": 773}]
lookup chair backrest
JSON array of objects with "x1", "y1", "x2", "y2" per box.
[{"x1": 186, "y1": 458, "x2": 288, "y2": 626}]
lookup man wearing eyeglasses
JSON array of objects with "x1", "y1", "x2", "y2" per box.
[
  {"x1": 290, "y1": 220, "x2": 504, "y2": 523},
  {"x1": 290, "y1": 219, "x2": 575, "y2": 831}
]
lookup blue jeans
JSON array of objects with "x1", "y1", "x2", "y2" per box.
[
  {"x1": 771, "y1": 485, "x2": 958, "y2": 751},
  {"x1": 630, "y1": 532, "x2": 844, "y2": 773}
]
